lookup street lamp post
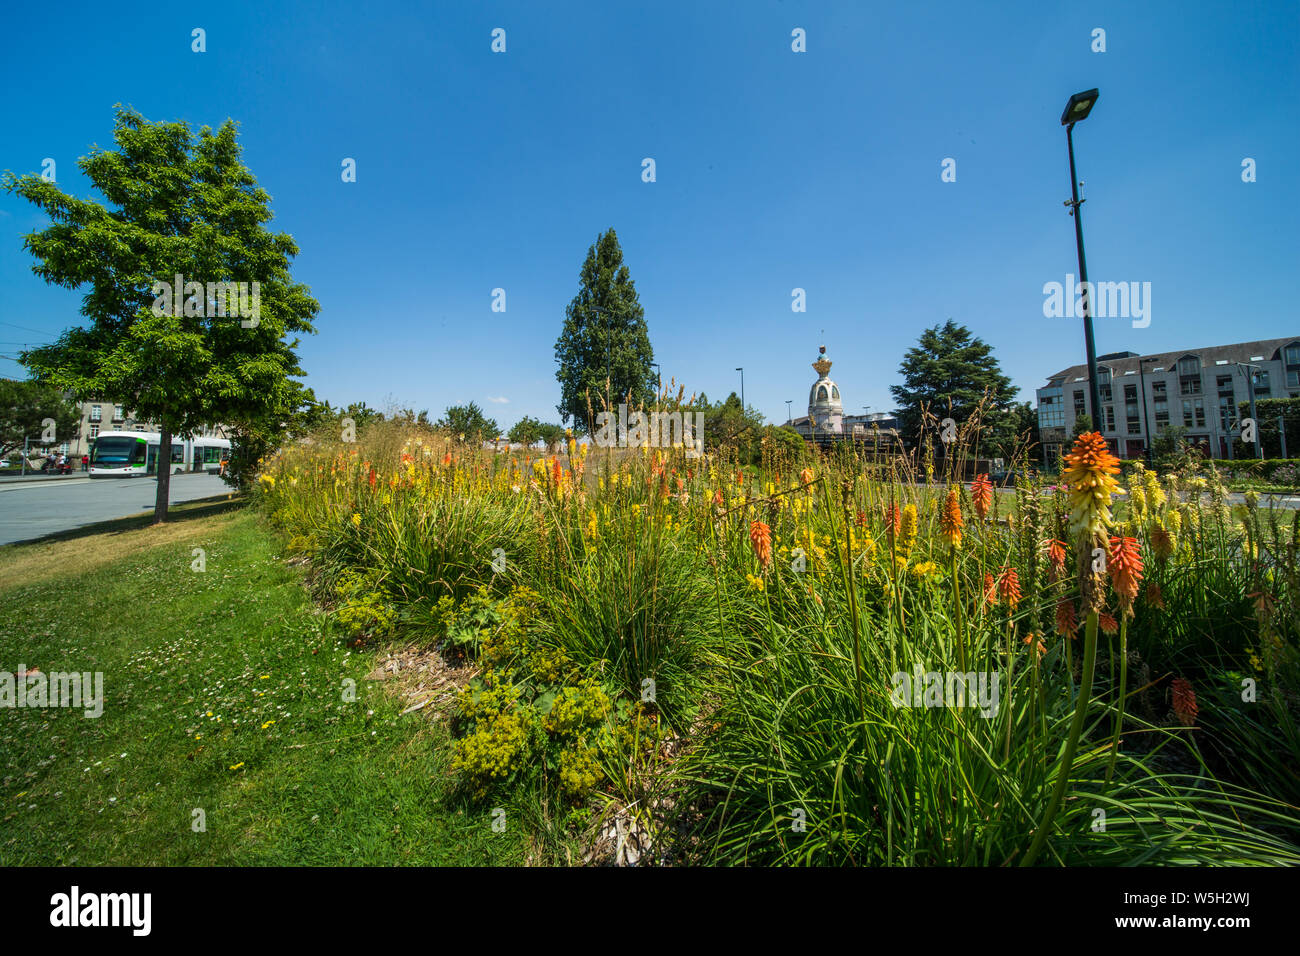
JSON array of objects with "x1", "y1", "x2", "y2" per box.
[
  {"x1": 1062, "y1": 89, "x2": 1102, "y2": 429},
  {"x1": 1235, "y1": 362, "x2": 1264, "y2": 460},
  {"x1": 735, "y1": 367, "x2": 745, "y2": 413},
  {"x1": 785, "y1": 400, "x2": 793, "y2": 424},
  {"x1": 1139, "y1": 356, "x2": 1159, "y2": 466}
]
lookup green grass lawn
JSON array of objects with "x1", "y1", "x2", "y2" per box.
[{"x1": 0, "y1": 500, "x2": 555, "y2": 865}]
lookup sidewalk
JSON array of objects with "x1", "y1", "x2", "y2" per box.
[{"x1": 0, "y1": 472, "x2": 88, "y2": 485}]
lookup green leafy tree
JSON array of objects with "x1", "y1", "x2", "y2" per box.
[
  {"x1": 0, "y1": 378, "x2": 81, "y2": 460},
  {"x1": 437, "y1": 402, "x2": 500, "y2": 444},
  {"x1": 4, "y1": 106, "x2": 319, "y2": 517},
  {"x1": 890, "y1": 319, "x2": 1016, "y2": 445},
  {"x1": 1150, "y1": 424, "x2": 1201, "y2": 471},
  {"x1": 537, "y1": 422, "x2": 566, "y2": 452},
  {"x1": 1071, "y1": 413, "x2": 1095, "y2": 437},
  {"x1": 507, "y1": 415, "x2": 546, "y2": 447},
  {"x1": 704, "y1": 392, "x2": 766, "y2": 463},
  {"x1": 554, "y1": 229, "x2": 655, "y2": 431},
  {"x1": 983, "y1": 401, "x2": 1041, "y2": 461}
]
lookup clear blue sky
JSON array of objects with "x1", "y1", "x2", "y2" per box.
[{"x1": 2, "y1": 0, "x2": 1296, "y2": 428}]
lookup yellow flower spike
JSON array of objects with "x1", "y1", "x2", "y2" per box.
[{"x1": 1062, "y1": 432, "x2": 1121, "y2": 542}]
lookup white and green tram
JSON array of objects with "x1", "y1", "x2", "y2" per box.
[{"x1": 89, "y1": 431, "x2": 232, "y2": 478}]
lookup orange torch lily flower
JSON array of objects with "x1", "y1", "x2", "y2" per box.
[
  {"x1": 998, "y1": 567, "x2": 1022, "y2": 610},
  {"x1": 1107, "y1": 536, "x2": 1144, "y2": 618},
  {"x1": 971, "y1": 474, "x2": 993, "y2": 520},
  {"x1": 1171, "y1": 677, "x2": 1198, "y2": 726},
  {"x1": 749, "y1": 520, "x2": 773, "y2": 571},
  {"x1": 940, "y1": 485, "x2": 964, "y2": 549}
]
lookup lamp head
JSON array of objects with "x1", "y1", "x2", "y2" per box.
[{"x1": 1061, "y1": 89, "x2": 1099, "y2": 126}]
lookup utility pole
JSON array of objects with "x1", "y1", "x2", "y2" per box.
[{"x1": 1233, "y1": 363, "x2": 1264, "y2": 460}]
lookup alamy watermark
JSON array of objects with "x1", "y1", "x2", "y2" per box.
[
  {"x1": 890, "y1": 668, "x2": 1000, "y2": 717},
  {"x1": 151, "y1": 273, "x2": 260, "y2": 327},
  {"x1": 592, "y1": 404, "x2": 705, "y2": 458},
  {"x1": 1043, "y1": 273, "x2": 1150, "y2": 328},
  {"x1": 1, "y1": 667, "x2": 103, "y2": 718}
]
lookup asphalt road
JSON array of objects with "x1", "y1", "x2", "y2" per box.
[{"x1": 0, "y1": 473, "x2": 234, "y2": 546}]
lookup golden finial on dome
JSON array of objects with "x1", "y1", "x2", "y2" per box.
[{"x1": 813, "y1": 350, "x2": 832, "y2": 377}]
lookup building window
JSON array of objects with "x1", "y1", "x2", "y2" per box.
[
  {"x1": 1218, "y1": 396, "x2": 1234, "y2": 431},
  {"x1": 1104, "y1": 406, "x2": 1116, "y2": 431},
  {"x1": 1073, "y1": 390, "x2": 1086, "y2": 417},
  {"x1": 1177, "y1": 356, "x2": 1201, "y2": 378},
  {"x1": 1038, "y1": 387, "x2": 1064, "y2": 429},
  {"x1": 1151, "y1": 381, "x2": 1167, "y2": 398},
  {"x1": 89, "y1": 423, "x2": 100, "y2": 441},
  {"x1": 1285, "y1": 344, "x2": 1300, "y2": 367},
  {"x1": 1180, "y1": 377, "x2": 1201, "y2": 395},
  {"x1": 1183, "y1": 398, "x2": 1206, "y2": 428},
  {"x1": 1253, "y1": 371, "x2": 1271, "y2": 397},
  {"x1": 1216, "y1": 375, "x2": 1233, "y2": 393},
  {"x1": 113, "y1": 405, "x2": 125, "y2": 421},
  {"x1": 90, "y1": 405, "x2": 102, "y2": 422},
  {"x1": 1288, "y1": 370, "x2": 1300, "y2": 389}
]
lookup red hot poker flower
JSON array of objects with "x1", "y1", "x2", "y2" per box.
[
  {"x1": 1171, "y1": 677, "x2": 1198, "y2": 726},
  {"x1": 971, "y1": 474, "x2": 993, "y2": 520},
  {"x1": 1107, "y1": 536, "x2": 1144, "y2": 618},
  {"x1": 998, "y1": 567, "x2": 1022, "y2": 610},
  {"x1": 749, "y1": 520, "x2": 773, "y2": 571}
]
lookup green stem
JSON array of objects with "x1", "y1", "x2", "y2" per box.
[
  {"x1": 1104, "y1": 616, "x2": 1129, "y2": 786},
  {"x1": 1021, "y1": 610, "x2": 1098, "y2": 867}
]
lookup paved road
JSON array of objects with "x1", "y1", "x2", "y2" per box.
[{"x1": 0, "y1": 473, "x2": 234, "y2": 545}]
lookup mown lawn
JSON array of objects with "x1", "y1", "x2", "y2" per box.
[{"x1": 0, "y1": 499, "x2": 549, "y2": 865}]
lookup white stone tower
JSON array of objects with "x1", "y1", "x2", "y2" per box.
[{"x1": 808, "y1": 346, "x2": 843, "y2": 434}]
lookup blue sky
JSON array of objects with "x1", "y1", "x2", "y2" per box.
[{"x1": 1, "y1": 0, "x2": 1297, "y2": 429}]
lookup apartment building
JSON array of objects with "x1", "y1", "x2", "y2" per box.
[{"x1": 1036, "y1": 336, "x2": 1300, "y2": 464}]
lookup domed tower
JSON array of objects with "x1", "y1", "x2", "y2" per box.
[{"x1": 808, "y1": 346, "x2": 843, "y2": 434}]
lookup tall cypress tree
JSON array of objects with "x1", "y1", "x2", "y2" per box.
[{"x1": 554, "y1": 229, "x2": 654, "y2": 431}]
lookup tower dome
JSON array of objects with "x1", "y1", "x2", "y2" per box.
[{"x1": 808, "y1": 347, "x2": 843, "y2": 434}]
